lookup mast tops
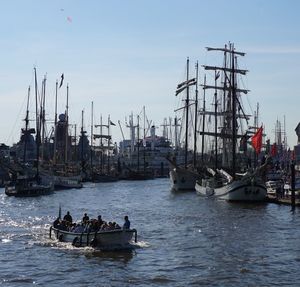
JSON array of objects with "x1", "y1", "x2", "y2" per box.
[{"x1": 205, "y1": 46, "x2": 245, "y2": 57}]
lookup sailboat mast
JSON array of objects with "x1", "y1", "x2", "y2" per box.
[
  {"x1": 34, "y1": 67, "x2": 40, "y2": 179},
  {"x1": 193, "y1": 62, "x2": 199, "y2": 168},
  {"x1": 65, "y1": 84, "x2": 69, "y2": 165},
  {"x1": 41, "y1": 76, "x2": 46, "y2": 161},
  {"x1": 53, "y1": 80, "x2": 58, "y2": 164},
  {"x1": 74, "y1": 124, "x2": 77, "y2": 161},
  {"x1": 23, "y1": 86, "x2": 30, "y2": 163},
  {"x1": 137, "y1": 115, "x2": 140, "y2": 173},
  {"x1": 214, "y1": 70, "x2": 218, "y2": 170},
  {"x1": 201, "y1": 75, "x2": 206, "y2": 164},
  {"x1": 143, "y1": 106, "x2": 146, "y2": 176},
  {"x1": 100, "y1": 115, "x2": 103, "y2": 173},
  {"x1": 107, "y1": 116, "x2": 111, "y2": 174},
  {"x1": 231, "y1": 44, "x2": 237, "y2": 178},
  {"x1": 174, "y1": 116, "x2": 178, "y2": 150},
  {"x1": 90, "y1": 101, "x2": 94, "y2": 170},
  {"x1": 185, "y1": 57, "x2": 190, "y2": 168},
  {"x1": 222, "y1": 47, "x2": 228, "y2": 168},
  {"x1": 81, "y1": 110, "x2": 84, "y2": 171}
]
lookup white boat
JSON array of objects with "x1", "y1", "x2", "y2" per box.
[
  {"x1": 49, "y1": 226, "x2": 137, "y2": 250},
  {"x1": 54, "y1": 175, "x2": 83, "y2": 190},
  {"x1": 169, "y1": 58, "x2": 201, "y2": 191},
  {"x1": 195, "y1": 178, "x2": 215, "y2": 196},
  {"x1": 195, "y1": 168, "x2": 224, "y2": 196},
  {"x1": 197, "y1": 166, "x2": 267, "y2": 201},
  {"x1": 212, "y1": 172, "x2": 267, "y2": 201},
  {"x1": 170, "y1": 166, "x2": 200, "y2": 191},
  {"x1": 266, "y1": 180, "x2": 279, "y2": 196},
  {"x1": 196, "y1": 43, "x2": 269, "y2": 202}
]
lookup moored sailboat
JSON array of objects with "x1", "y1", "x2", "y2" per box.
[
  {"x1": 195, "y1": 44, "x2": 267, "y2": 201},
  {"x1": 169, "y1": 59, "x2": 201, "y2": 191},
  {"x1": 5, "y1": 68, "x2": 54, "y2": 196}
]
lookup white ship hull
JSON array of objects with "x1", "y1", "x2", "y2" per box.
[
  {"x1": 169, "y1": 167, "x2": 200, "y2": 191},
  {"x1": 198, "y1": 176, "x2": 267, "y2": 202},
  {"x1": 195, "y1": 179, "x2": 215, "y2": 197}
]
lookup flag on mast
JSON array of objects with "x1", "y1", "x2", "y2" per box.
[
  {"x1": 59, "y1": 73, "x2": 64, "y2": 88},
  {"x1": 251, "y1": 126, "x2": 263, "y2": 154}
]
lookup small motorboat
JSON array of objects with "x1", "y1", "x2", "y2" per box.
[{"x1": 49, "y1": 226, "x2": 137, "y2": 250}]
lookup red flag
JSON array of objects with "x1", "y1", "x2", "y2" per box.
[
  {"x1": 291, "y1": 149, "x2": 295, "y2": 161},
  {"x1": 271, "y1": 143, "x2": 277, "y2": 157},
  {"x1": 251, "y1": 126, "x2": 263, "y2": 154}
]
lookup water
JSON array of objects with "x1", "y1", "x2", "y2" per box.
[{"x1": 1, "y1": 178, "x2": 300, "y2": 286}]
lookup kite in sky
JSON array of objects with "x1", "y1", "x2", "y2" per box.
[{"x1": 60, "y1": 8, "x2": 73, "y2": 23}]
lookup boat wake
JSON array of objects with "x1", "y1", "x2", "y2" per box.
[{"x1": 131, "y1": 240, "x2": 150, "y2": 248}]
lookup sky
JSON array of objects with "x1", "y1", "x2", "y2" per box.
[{"x1": 0, "y1": 0, "x2": 300, "y2": 148}]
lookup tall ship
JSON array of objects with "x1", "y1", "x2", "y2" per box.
[
  {"x1": 195, "y1": 43, "x2": 267, "y2": 201},
  {"x1": 5, "y1": 69, "x2": 54, "y2": 196},
  {"x1": 169, "y1": 59, "x2": 201, "y2": 191}
]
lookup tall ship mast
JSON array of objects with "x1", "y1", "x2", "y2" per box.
[
  {"x1": 196, "y1": 43, "x2": 268, "y2": 202},
  {"x1": 169, "y1": 58, "x2": 201, "y2": 191}
]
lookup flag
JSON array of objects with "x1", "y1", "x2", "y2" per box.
[
  {"x1": 59, "y1": 73, "x2": 64, "y2": 88},
  {"x1": 291, "y1": 149, "x2": 295, "y2": 161},
  {"x1": 175, "y1": 78, "x2": 197, "y2": 96},
  {"x1": 177, "y1": 78, "x2": 196, "y2": 89},
  {"x1": 110, "y1": 120, "x2": 116, "y2": 126},
  {"x1": 271, "y1": 143, "x2": 277, "y2": 157},
  {"x1": 251, "y1": 126, "x2": 263, "y2": 154}
]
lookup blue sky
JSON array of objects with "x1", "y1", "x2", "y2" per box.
[{"x1": 0, "y1": 0, "x2": 300, "y2": 147}]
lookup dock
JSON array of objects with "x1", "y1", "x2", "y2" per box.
[{"x1": 266, "y1": 195, "x2": 300, "y2": 207}]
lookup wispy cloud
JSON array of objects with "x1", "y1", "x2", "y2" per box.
[{"x1": 246, "y1": 45, "x2": 300, "y2": 55}]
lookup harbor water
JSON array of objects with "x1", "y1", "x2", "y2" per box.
[{"x1": 0, "y1": 178, "x2": 300, "y2": 286}]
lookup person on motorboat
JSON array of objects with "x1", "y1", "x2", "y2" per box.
[
  {"x1": 73, "y1": 223, "x2": 85, "y2": 233},
  {"x1": 112, "y1": 222, "x2": 121, "y2": 229},
  {"x1": 57, "y1": 220, "x2": 68, "y2": 231},
  {"x1": 82, "y1": 213, "x2": 89, "y2": 223},
  {"x1": 63, "y1": 211, "x2": 73, "y2": 223},
  {"x1": 53, "y1": 217, "x2": 60, "y2": 228},
  {"x1": 123, "y1": 215, "x2": 130, "y2": 229},
  {"x1": 97, "y1": 215, "x2": 103, "y2": 226}
]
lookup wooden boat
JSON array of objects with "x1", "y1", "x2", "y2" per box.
[
  {"x1": 5, "y1": 176, "x2": 53, "y2": 197},
  {"x1": 49, "y1": 226, "x2": 137, "y2": 250}
]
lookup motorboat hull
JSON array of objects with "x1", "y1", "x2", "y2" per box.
[{"x1": 49, "y1": 226, "x2": 137, "y2": 250}]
